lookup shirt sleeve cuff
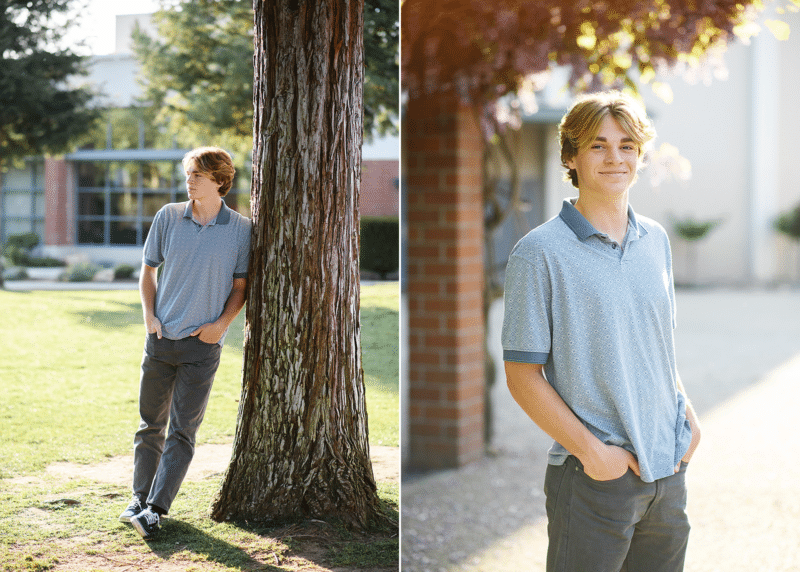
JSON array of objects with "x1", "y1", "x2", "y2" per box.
[
  {"x1": 503, "y1": 350, "x2": 549, "y2": 364},
  {"x1": 143, "y1": 257, "x2": 162, "y2": 268}
]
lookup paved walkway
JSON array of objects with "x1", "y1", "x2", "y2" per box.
[
  {"x1": 402, "y1": 288, "x2": 800, "y2": 572},
  {"x1": 3, "y1": 279, "x2": 139, "y2": 290},
  {"x1": 3, "y1": 279, "x2": 387, "y2": 291}
]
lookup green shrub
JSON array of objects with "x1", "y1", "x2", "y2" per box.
[
  {"x1": 5, "y1": 232, "x2": 40, "y2": 251},
  {"x1": 672, "y1": 217, "x2": 723, "y2": 242},
  {"x1": 61, "y1": 262, "x2": 101, "y2": 282},
  {"x1": 775, "y1": 204, "x2": 800, "y2": 240},
  {"x1": 2, "y1": 266, "x2": 28, "y2": 280},
  {"x1": 1, "y1": 232, "x2": 64, "y2": 267},
  {"x1": 114, "y1": 264, "x2": 136, "y2": 279},
  {"x1": 360, "y1": 217, "x2": 399, "y2": 277},
  {"x1": 19, "y1": 253, "x2": 66, "y2": 267}
]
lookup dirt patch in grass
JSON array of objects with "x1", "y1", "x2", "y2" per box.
[
  {"x1": 42, "y1": 443, "x2": 399, "y2": 486},
  {"x1": 17, "y1": 519, "x2": 398, "y2": 572},
  {"x1": 4, "y1": 445, "x2": 399, "y2": 572}
]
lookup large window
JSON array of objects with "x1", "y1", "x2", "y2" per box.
[
  {"x1": 0, "y1": 161, "x2": 45, "y2": 243},
  {"x1": 76, "y1": 161, "x2": 186, "y2": 245}
]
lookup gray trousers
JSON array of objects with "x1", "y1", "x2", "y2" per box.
[
  {"x1": 544, "y1": 455, "x2": 690, "y2": 572},
  {"x1": 132, "y1": 333, "x2": 222, "y2": 513}
]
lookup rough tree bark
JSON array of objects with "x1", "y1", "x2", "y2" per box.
[{"x1": 210, "y1": 0, "x2": 382, "y2": 529}]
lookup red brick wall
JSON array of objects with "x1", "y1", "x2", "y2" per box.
[
  {"x1": 404, "y1": 93, "x2": 485, "y2": 469},
  {"x1": 44, "y1": 158, "x2": 75, "y2": 246},
  {"x1": 361, "y1": 159, "x2": 399, "y2": 217}
]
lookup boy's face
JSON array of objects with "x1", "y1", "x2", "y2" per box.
[
  {"x1": 185, "y1": 162, "x2": 222, "y2": 202},
  {"x1": 567, "y1": 115, "x2": 639, "y2": 200}
]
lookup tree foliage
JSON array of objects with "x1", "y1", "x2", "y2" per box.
[
  {"x1": 363, "y1": 0, "x2": 399, "y2": 137},
  {"x1": 133, "y1": 0, "x2": 397, "y2": 160},
  {"x1": 401, "y1": 0, "x2": 777, "y2": 109},
  {"x1": 132, "y1": 0, "x2": 254, "y2": 160},
  {"x1": 0, "y1": 0, "x2": 99, "y2": 165}
]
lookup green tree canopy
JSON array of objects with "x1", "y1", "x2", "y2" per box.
[
  {"x1": 0, "y1": 0, "x2": 99, "y2": 165},
  {"x1": 133, "y1": 0, "x2": 397, "y2": 161}
]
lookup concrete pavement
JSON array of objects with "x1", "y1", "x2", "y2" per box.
[
  {"x1": 3, "y1": 279, "x2": 139, "y2": 290},
  {"x1": 402, "y1": 288, "x2": 800, "y2": 571}
]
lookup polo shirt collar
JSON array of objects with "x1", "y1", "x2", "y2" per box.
[
  {"x1": 559, "y1": 198, "x2": 648, "y2": 242},
  {"x1": 182, "y1": 199, "x2": 231, "y2": 225}
]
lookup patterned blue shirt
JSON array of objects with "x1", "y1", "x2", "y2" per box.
[
  {"x1": 143, "y1": 200, "x2": 251, "y2": 347},
  {"x1": 502, "y1": 199, "x2": 692, "y2": 482}
]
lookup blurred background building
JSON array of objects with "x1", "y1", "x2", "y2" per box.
[{"x1": 1, "y1": 13, "x2": 399, "y2": 269}]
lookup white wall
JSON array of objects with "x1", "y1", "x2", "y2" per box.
[
  {"x1": 640, "y1": 8, "x2": 800, "y2": 285},
  {"x1": 637, "y1": 38, "x2": 753, "y2": 285},
  {"x1": 776, "y1": 9, "x2": 800, "y2": 281},
  {"x1": 115, "y1": 14, "x2": 157, "y2": 54}
]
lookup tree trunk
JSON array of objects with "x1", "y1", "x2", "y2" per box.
[{"x1": 210, "y1": 0, "x2": 381, "y2": 529}]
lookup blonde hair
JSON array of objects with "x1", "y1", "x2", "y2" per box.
[
  {"x1": 182, "y1": 147, "x2": 236, "y2": 196},
  {"x1": 559, "y1": 91, "x2": 656, "y2": 188}
]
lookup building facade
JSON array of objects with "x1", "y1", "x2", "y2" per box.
[{"x1": 1, "y1": 13, "x2": 399, "y2": 268}]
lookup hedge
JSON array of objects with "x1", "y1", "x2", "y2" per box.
[{"x1": 360, "y1": 217, "x2": 398, "y2": 278}]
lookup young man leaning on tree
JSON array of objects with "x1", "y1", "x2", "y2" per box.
[{"x1": 119, "y1": 146, "x2": 251, "y2": 539}]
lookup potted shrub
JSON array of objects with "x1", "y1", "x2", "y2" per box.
[
  {"x1": 672, "y1": 216, "x2": 723, "y2": 285},
  {"x1": 774, "y1": 204, "x2": 800, "y2": 281}
]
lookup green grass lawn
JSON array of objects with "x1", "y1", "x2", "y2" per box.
[
  {"x1": 0, "y1": 283, "x2": 398, "y2": 477},
  {"x1": 0, "y1": 282, "x2": 398, "y2": 571}
]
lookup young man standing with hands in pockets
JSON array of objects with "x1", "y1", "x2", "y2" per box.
[
  {"x1": 119, "y1": 146, "x2": 251, "y2": 539},
  {"x1": 502, "y1": 92, "x2": 701, "y2": 571}
]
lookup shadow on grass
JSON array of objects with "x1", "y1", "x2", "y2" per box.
[
  {"x1": 141, "y1": 519, "x2": 283, "y2": 571},
  {"x1": 67, "y1": 296, "x2": 398, "y2": 379},
  {"x1": 139, "y1": 514, "x2": 399, "y2": 571},
  {"x1": 68, "y1": 297, "x2": 143, "y2": 331},
  {"x1": 70, "y1": 296, "x2": 249, "y2": 351}
]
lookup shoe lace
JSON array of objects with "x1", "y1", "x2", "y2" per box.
[{"x1": 143, "y1": 511, "x2": 159, "y2": 525}]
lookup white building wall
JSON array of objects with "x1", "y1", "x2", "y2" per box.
[
  {"x1": 83, "y1": 53, "x2": 142, "y2": 107},
  {"x1": 636, "y1": 39, "x2": 753, "y2": 285},
  {"x1": 632, "y1": 9, "x2": 799, "y2": 286},
  {"x1": 776, "y1": 10, "x2": 800, "y2": 281},
  {"x1": 115, "y1": 14, "x2": 158, "y2": 54}
]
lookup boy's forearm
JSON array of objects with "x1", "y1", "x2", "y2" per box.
[
  {"x1": 139, "y1": 264, "x2": 158, "y2": 320},
  {"x1": 505, "y1": 360, "x2": 640, "y2": 480},
  {"x1": 677, "y1": 373, "x2": 702, "y2": 461},
  {"x1": 214, "y1": 279, "x2": 247, "y2": 330},
  {"x1": 506, "y1": 361, "x2": 603, "y2": 462},
  {"x1": 676, "y1": 374, "x2": 698, "y2": 420}
]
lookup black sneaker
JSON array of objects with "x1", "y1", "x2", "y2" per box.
[
  {"x1": 119, "y1": 496, "x2": 144, "y2": 523},
  {"x1": 131, "y1": 508, "x2": 161, "y2": 539}
]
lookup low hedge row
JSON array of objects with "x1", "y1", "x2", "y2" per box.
[{"x1": 360, "y1": 217, "x2": 398, "y2": 278}]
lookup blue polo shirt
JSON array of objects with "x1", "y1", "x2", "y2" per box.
[
  {"x1": 143, "y1": 200, "x2": 251, "y2": 347},
  {"x1": 502, "y1": 199, "x2": 692, "y2": 482}
]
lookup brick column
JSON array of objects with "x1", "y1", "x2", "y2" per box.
[
  {"x1": 44, "y1": 157, "x2": 75, "y2": 245},
  {"x1": 404, "y1": 94, "x2": 485, "y2": 470}
]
